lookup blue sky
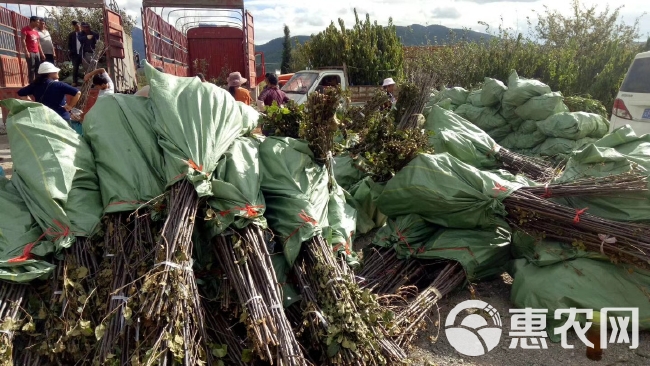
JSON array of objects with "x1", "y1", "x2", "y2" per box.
[{"x1": 8, "y1": 0, "x2": 649, "y2": 45}]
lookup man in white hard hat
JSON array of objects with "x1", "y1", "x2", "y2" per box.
[{"x1": 382, "y1": 77, "x2": 397, "y2": 110}]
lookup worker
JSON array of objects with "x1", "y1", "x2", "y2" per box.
[
  {"x1": 79, "y1": 22, "x2": 99, "y2": 69},
  {"x1": 196, "y1": 73, "x2": 206, "y2": 82},
  {"x1": 258, "y1": 74, "x2": 289, "y2": 107},
  {"x1": 227, "y1": 71, "x2": 252, "y2": 105},
  {"x1": 84, "y1": 68, "x2": 114, "y2": 97},
  {"x1": 21, "y1": 16, "x2": 44, "y2": 83},
  {"x1": 134, "y1": 66, "x2": 165, "y2": 97},
  {"x1": 17, "y1": 62, "x2": 82, "y2": 134},
  {"x1": 68, "y1": 20, "x2": 82, "y2": 86},
  {"x1": 382, "y1": 77, "x2": 397, "y2": 109},
  {"x1": 37, "y1": 18, "x2": 55, "y2": 64}
]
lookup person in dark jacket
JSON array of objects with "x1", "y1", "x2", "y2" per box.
[
  {"x1": 257, "y1": 74, "x2": 289, "y2": 107},
  {"x1": 79, "y1": 22, "x2": 99, "y2": 69},
  {"x1": 68, "y1": 20, "x2": 82, "y2": 86}
]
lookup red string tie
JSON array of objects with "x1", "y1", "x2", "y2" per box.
[{"x1": 573, "y1": 208, "x2": 588, "y2": 224}]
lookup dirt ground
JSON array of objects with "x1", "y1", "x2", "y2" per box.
[{"x1": 1, "y1": 130, "x2": 648, "y2": 365}]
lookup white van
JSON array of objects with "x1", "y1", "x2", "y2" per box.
[{"x1": 610, "y1": 51, "x2": 650, "y2": 134}]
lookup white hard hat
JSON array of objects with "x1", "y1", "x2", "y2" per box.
[
  {"x1": 382, "y1": 77, "x2": 396, "y2": 87},
  {"x1": 38, "y1": 62, "x2": 60, "y2": 74}
]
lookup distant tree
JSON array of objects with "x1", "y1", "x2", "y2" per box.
[
  {"x1": 290, "y1": 42, "x2": 310, "y2": 71},
  {"x1": 644, "y1": 37, "x2": 650, "y2": 52},
  {"x1": 281, "y1": 25, "x2": 292, "y2": 73},
  {"x1": 302, "y1": 9, "x2": 403, "y2": 85}
]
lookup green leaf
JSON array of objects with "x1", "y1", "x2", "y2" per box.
[
  {"x1": 95, "y1": 323, "x2": 106, "y2": 341},
  {"x1": 241, "y1": 349, "x2": 254, "y2": 362},
  {"x1": 327, "y1": 342, "x2": 341, "y2": 357},
  {"x1": 211, "y1": 344, "x2": 228, "y2": 358}
]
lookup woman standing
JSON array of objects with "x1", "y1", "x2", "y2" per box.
[
  {"x1": 17, "y1": 62, "x2": 82, "y2": 134},
  {"x1": 227, "y1": 71, "x2": 252, "y2": 105}
]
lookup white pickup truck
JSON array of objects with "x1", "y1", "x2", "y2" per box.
[{"x1": 281, "y1": 68, "x2": 380, "y2": 106}]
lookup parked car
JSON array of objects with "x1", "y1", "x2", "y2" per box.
[
  {"x1": 281, "y1": 68, "x2": 379, "y2": 106},
  {"x1": 610, "y1": 51, "x2": 650, "y2": 134}
]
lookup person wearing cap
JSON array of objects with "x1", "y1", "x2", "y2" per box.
[
  {"x1": 37, "y1": 18, "x2": 54, "y2": 64},
  {"x1": 381, "y1": 77, "x2": 397, "y2": 110},
  {"x1": 68, "y1": 20, "x2": 82, "y2": 86},
  {"x1": 84, "y1": 68, "x2": 114, "y2": 97},
  {"x1": 258, "y1": 74, "x2": 289, "y2": 107},
  {"x1": 21, "y1": 16, "x2": 45, "y2": 82},
  {"x1": 17, "y1": 62, "x2": 81, "y2": 133},
  {"x1": 227, "y1": 71, "x2": 252, "y2": 105}
]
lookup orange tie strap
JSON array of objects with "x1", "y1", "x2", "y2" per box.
[
  {"x1": 542, "y1": 183, "x2": 552, "y2": 198},
  {"x1": 492, "y1": 183, "x2": 508, "y2": 197},
  {"x1": 573, "y1": 208, "x2": 588, "y2": 224},
  {"x1": 7, "y1": 243, "x2": 36, "y2": 263},
  {"x1": 187, "y1": 159, "x2": 204, "y2": 172},
  {"x1": 298, "y1": 210, "x2": 318, "y2": 226}
]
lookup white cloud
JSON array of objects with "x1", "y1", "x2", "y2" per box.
[{"x1": 9, "y1": 0, "x2": 649, "y2": 45}]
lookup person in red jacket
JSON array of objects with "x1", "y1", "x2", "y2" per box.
[
  {"x1": 21, "y1": 16, "x2": 44, "y2": 82},
  {"x1": 257, "y1": 74, "x2": 289, "y2": 107}
]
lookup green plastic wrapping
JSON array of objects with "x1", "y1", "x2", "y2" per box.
[
  {"x1": 205, "y1": 137, "x2": 267, "y2": 238},
  {"x1": 346, "y1": 177, "x2": 387, "y2": 235},
  {"x1": 259, "y1": 137, "x2": 330, "y2": 266},
  {"x1": 83, "y1": 94, "x2": 166, "y2": 213},
  {"x1": 376, "y1": 153, "x2": 522, "y2": 229},
  {"x1": 509, "y1": 233, "x2": 650, "y2": 341},
  {"x1": 455, "y1": 104, "x2": 508, "y2": 131},
  {"x1": 536, "y1": 112, "x2": 610, "y2": 140},
  {"x1": 236, "y1": 101, "x2": 260, "y2": 136},
  {"x1": 2, "y1": 99, "x2": 102, "y2": 249},
  {"x1": 551, "y1": 126, "x2": 650, "y2": 222},
  {"x1": 322, "y1": 182, "x2": 359, "y2": 266},
  {"x1": 518, "y1": 120, "x2": 539, "y2": 134},
  {"x1": 502, "y1": 70, "x2": 552, "y2": 108},
  {"x1": 437, "y1": 87, "x2": 470, "y2": 106},
  {"x1": 333, "y1": 153, "x2": 369, "y2": 191},
  {"x1": 481, "y1": 77, "x2": 507, "y2": 107},
  {"x1": 499, "y1": 130, "x2": 547, "y2": 150},
  {"x1": 486, "y1": 124, "x2": 513, "y2": 142},
  {"x1": 533, "y1": 137, "x2": 596, "y2": 157},
  {"x1": 467, "y1": 90, "x2": 484, "y2": 107},
  {"x1": 515, "y1": 92, "x2": 568, "y2": 121},
  {"x1": 372, "y1": 214, "x2": 511, "y2": 280},
  {"x1": 0, "y1": 177, "x2": 56, "y2": 283},
  {"x1": 425, "y1": 105, "x2": 500, "y2": 168},
  {"x1": 145, "y1": 63, "x2": 244, "y2": 196}
]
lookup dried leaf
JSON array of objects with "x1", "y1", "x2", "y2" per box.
[{"x1": 95, "y1": 323, "x2": 106, "y2": 341}]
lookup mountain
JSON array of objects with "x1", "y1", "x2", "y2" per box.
[
  {"x1": 129, "y1": 24, "x2": 491, "y2": 71},
  {"x1": 131, "y1": 27, "x2": 145, "y2": 57},
  {"x1": 256, "y1": 24, "x2": 491, "y2": 70}
]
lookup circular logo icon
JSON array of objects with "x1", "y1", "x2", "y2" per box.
[{"x1": 445, "y1": 300, "x2": 503, "y2": 356}]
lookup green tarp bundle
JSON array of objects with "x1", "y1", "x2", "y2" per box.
[
  {"x1": 323, "y1": 182, "x2": 359, "y2": 266},
  {"x1": 509, "y1": 232, "x2": 650, "y2": 340},
  {"x1": 551, "y1": 126, "x2": 650, "y2": 222},
  {"x1": 0, "y1": 177, "x2": 55, "y2": 283},
  {"x1": 425, "y1": 105, "x2": 500, "y2": 169},
  {"x1": 480, "y1": 77, "x2": 507, "y2": 107},
  {"x1": 533, "y1": 137, "x2": 596, "y2": 157},
  {"x1": 434, "y1": 87, "x2": 469, "y2": 107},
  {"x1": 499, "y1": 130, "x2": 547, "y2": 150},
  {"x1": 515, "y1": 92, "x2": 568, "y2": 121},
  {"x1": 333, "y1": 153, "x2": 370, "y2": 191},
  {"x1": 345, "y1": 177, "x2": 387, "y2": 235},
  {"x1": 502, "y1": 70, "x2": 552, "y2": 109},
  {"x1": 205, "y1": 137, "x2": 267, "y2": 238},
  {"x1": 372, "y1": 214, "x2": 511, "y2": 280},
  {"x1": 376, "y1": 153, "x2": 522, "y2": 229},
  {"x1": 83, "y1": 94, "x2": 166, "y2": 213},
  {"x1": 2, "y1": 99, "x2": 102, "y2": 249},
  {"x1": 259, "y1": 137, "x2": 334, "y2": 266},
  {"x1": 536, "y1": 112, "x2": 609, "y2": 140},
  {"x1": 467, "y1": 90, "x2": 484, "y2": 107},
  {"x1": 145, "y1": 63, "x2": 244, "y2": 196},
  {"x1": 454, "y1": 104, "x2": 508, "y2": 131}
]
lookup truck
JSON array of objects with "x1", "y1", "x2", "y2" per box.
[
  {"x1": 281, "y1": 66, "x2": 380, "y2": 106},
  {"x1": 141, "y1": 0, "x2": 265, "y2": 96},
  {"x1": 0, "y1": 0, "x2": 138, "y2": 124}
]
